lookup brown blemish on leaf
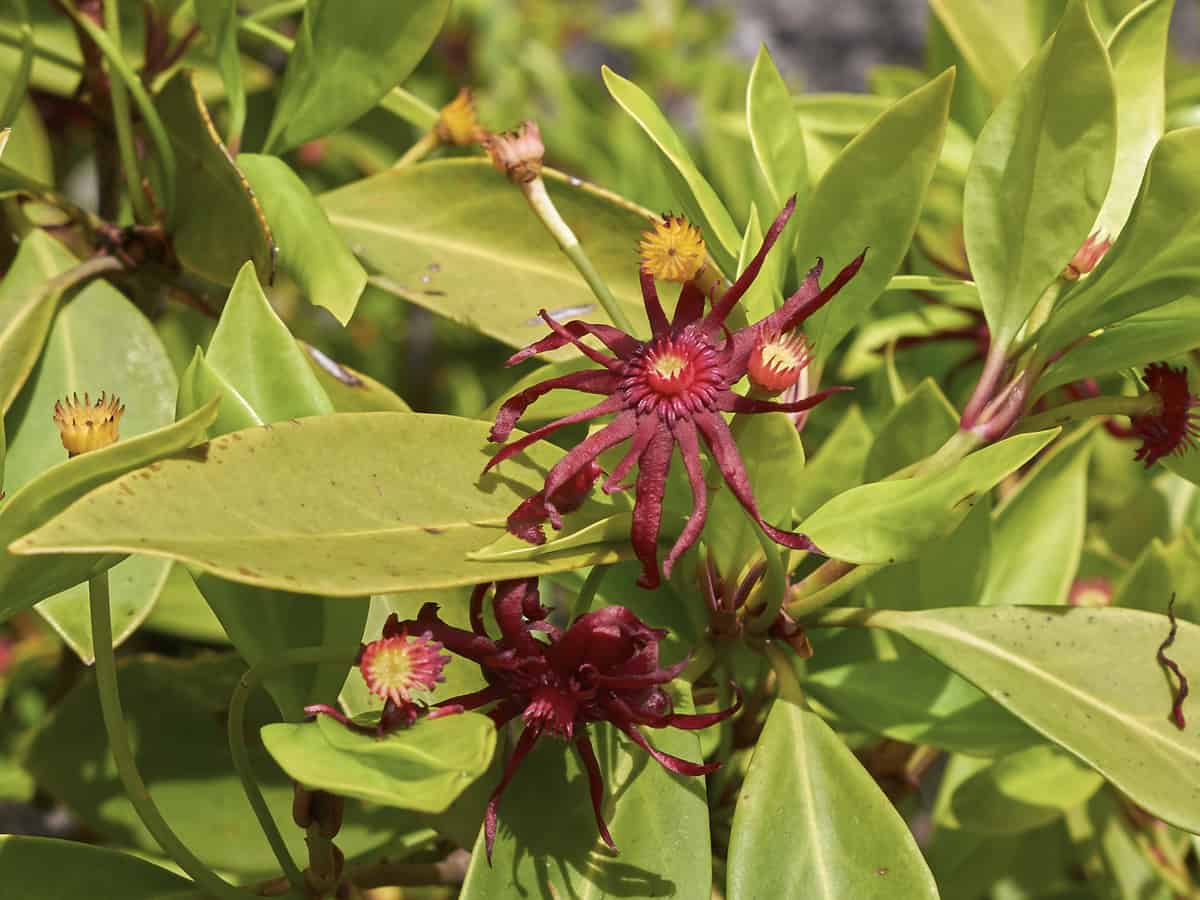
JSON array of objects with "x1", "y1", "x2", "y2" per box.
[
  {"x1": 423, "y1": 527, "x2": 444, "y2": 535},
  {"x1": 237, "y1": 566, "x2": 258, "y2": 578}
]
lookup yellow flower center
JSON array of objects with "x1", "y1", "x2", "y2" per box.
[
  {"x1": 53, "y1": 392, "x2": 124, "y2": 457},
  {"x1": 435, "y1": 87, "x2": 482, "y2": 146},
  {"x1": 639, "y1": 216, "x2": 706, "y2": 283}
]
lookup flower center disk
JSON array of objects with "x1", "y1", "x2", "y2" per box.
[{"x1": 622, "y1": 333, "x2": 724, "y2": 419}]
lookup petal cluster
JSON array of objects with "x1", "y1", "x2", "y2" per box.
[
  {"x1": 388, "y1": 578, "x2": 739, "y2": 859},
  {"x1": 53, "y1": 391, "x2": 124, "y2": 457},
  {"x1": 486, "y1": 198, "x2": 865, "y2": 587},
  {"x1": 1131, "y1": 362, "x2": 1200, "y2": 468}
]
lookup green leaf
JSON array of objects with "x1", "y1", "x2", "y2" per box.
[
  {"x1": 143, "y1": 563, "x2": 230, "y2": 644},
  {"x1": 929, "y1": 0, "x2": 1039, "y2": 102},
  {"x1": 1095, "y1": 0, "x2": 1172, "y2": 238},
  {"x1": 301, "y1": 342, "x2": 411, "y2": 413},
  {"x1": 1037, "y1": 296, "x2": 1200, "y2": 397},
  {"x1": 862, "y1": 605, "x2": 1200, "y2": 834},
  {"x1": 21, "y1": 654, "x2": 395, "y2": 876},
  {"x1": 864, "y1": 378, "x2": 959, "y2": 480},
  {"x1": 0, "y1": 835, "x2": 193, "y2": 899},
  {"x1": 793, "y1": 405, "x2": 872, "y2": 520},
  {"x1": 981, "y1": 431, "x2": 1092, "y2": 605},
  {"x1": 803, "y1": 652, "x2": 1040, "y2": 755},
  {"x1": 323, "y1": 160, "x2": 652, "y2": 349},
  {"x1": 194, "y1": 0, "x2": 245, "y2": 146},
  {"x1": 1115, "y1": 534, "x2": 1200, "y2": 621},
  {"x1": 746, "y1": 45, "x2": 808, "y2": 215},
  {"x1": 799, "y1": 429, "x2": 1058, "y2": 565},
  {"x1": 840, "y1": 305, "x2": 978, "y2": 381},
  {"x1": 12, "y1": 413, "x2": 627, "y2": 596},
  {"x1": 237, "y1": 154, "x2": 367, "y2": 325},
  {"x1": 262, "y1": 0, "x2": 451, "y2": 154},
  {"x1": 155, "y1": 70, "x2": 274, "y2": 287},
  {"x1": 0, "y1": 398, "x2": 218, "y2": 622},
  {"x1": 726, "y1": 698, "x2": 938, "y2": 899},
  {"x1": 964, "y1": 0, "x2": 1116, "y2": 348},
  {"x1": 460, "y1": 700, "x2": 711, "y2": 899},
  {"x1": 262, "y1": 713, "x2": 495, "y2": 811},
  {"x1": 0, "y1": 231, "x2": 78, "y2": 414},
  {"x1": 801, "y1": 69, "x2": 955, "y2": 362},
  {"x1": 478, "y1": 358, "x2": 593, "y2": 426},
  {"x1": 936, "y1": 745, "x2": 1104, "y2": 834},
  {"x1": 1041, "y1": 127, "x2": 1200, "y2": 353},
  {"x1": 602, "y1": 65, "x2": 741, "y2": 272}
]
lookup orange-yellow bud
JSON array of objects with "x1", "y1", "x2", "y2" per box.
[
  {"x1": 53, "y1": 392, "x2": 124, "y2": 457},
  {"x1": 435, "y1": 87, "x2": 482, "y2": 147},
  {"x1": 638, "y1": 215, "x2": 706, "y2": 283}
]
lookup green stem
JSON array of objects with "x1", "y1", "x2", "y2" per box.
[
  {"x1": 572, "y1": 564, "x2": 612, "y2": 620},
  {"x1": 784, "y1": 563, "x2": 881, "y2": 617},
  {"x1": 1014, "y1": 394, "x2": 1154, "y2": 435},
  {"x1": 746, "y1": 528, "x2": 787, "y2": 634},
  {"x1": 238, "y1": 18, "x2": 294, "y2": 52},
  {"x1": 522, "y1": 180, "x2": 637, "y2": 334},
  {"x1": 796, "y1": 606, "x2": 879, "y2": 630},
  {"x1": 0, "y1": 20, "x2": 80, "y2": 70},
  {"x1": 63, "y1": 9, "x2": 176, "y2": 227},
  {"x1": 102, "y1": 0, "x2": 152, "y2": 224},
  {"x1": 89, "y1": 572, "x2": 247, "y2": 900},
  {"x1": 228, "y1": 646, "x2": 362, "y2": 894},
  {"x1": 764, "y1": 643, "x2": 804, "y2": 704},
  {"x1": 392, "y1": 130, "x2": 439, "y2": 168},
  {"x1": 246, "y1": 0, "x2": 307, "y2": 23}
]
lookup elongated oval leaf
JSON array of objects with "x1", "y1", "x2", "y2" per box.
[
  {"x1": 928, "y1": 0, "x2": 1038, "y2": 102},
  {"x1": 194, "y1": 0, "x2": 245, "y2": 146},
  {"x1": 262, "y1": 713, "x2": 495, "y2": 812},
  {"x1": 801, "y1": 69, "x2": 955, "y2": 362},
  {"x1": 322, "y1": 160, "x2": 651, "y2": 350},
  {"x1": 727, "y1": 698, "x2": 938, "y2": 899},
  {"x1": 747, "y1": 45, "x2": 808, "y2": 215},
  {"x1": 0, "y1": 835, "x2": 193, "y2": 899},
  {"x1": 238, "y1": 154, "x2": 367, "y2": 325},
  {"x1": 799, "y1": 429, "x2": 1057, "y2": 565},
  {"x1": 603, "y1": 65, "x2": 741, "y2": 271},
  {"x1": 302, "y1": 342, "x2": 411, "y2": 413},
  {"x1": 864, "y1": 605, "x2": 1200, "y2": 834},
  {"x1": 12, "y1": 413, "x2": 626, "y2": 595},
  {"x1": 262, "y1": 0, "x2": 450, "y2": 154},
  {"x1": 963, "y1": 0, "x2": 1116, "y2": 348}
]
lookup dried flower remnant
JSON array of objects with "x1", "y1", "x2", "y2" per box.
[
  {"x1": 506, "y1": 459, "x2": 603, "y2": 544},
  {"x1": 53, "y1": 392, "x2": 124, "y2": 457},
  {"x1": 1130, "y1": 363, "x2": 1200, "y2": 468},
  {"x1": 435, "y1": 87, "x2": 483, "y2": 147},
  {"x1": 482, "y1": 120, "x2": 544, "y2": 184},
  {"x1": 306, "y1": 626, "x2": 449, "y2": 736},
  {"x1": 486, "y1": 199, "x2": 864, "y2": 587},
  {"x1": 383, "y1": 579, "x2": 738, "y2": 860},
  {"x1": 1062, "y1": 231, "x2": 1112, "y2": 281},
  {"x1": 1157, "y1": 594, "x2": 1190, "y2": 730}
]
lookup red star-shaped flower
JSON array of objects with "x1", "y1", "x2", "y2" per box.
[{"x1": 485, "y1": 198, "x2": 865, "y2": 587}]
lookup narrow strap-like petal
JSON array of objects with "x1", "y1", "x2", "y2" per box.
[
  {"x1": 718, "y1": 386, "x2": 851, "y2": 415},
  {"x1": 469, "y1": 583, "x2": 489, "y2": 636},
  {"x1": 702, "y1": 196, "x2": 796, "y2": 330},
  {"x1": 603, "y1": 414, "x2": 658, "y2": 493},
  {"x1": 541, "y1": 411, "x2": 637, "y2": 503},
  {"x1": 665, "y1": 685, "x2": 744, "y2": 730},
  {"x1": 591, "y1": 656, "x2": 689, "y2": 690},
  {"x1": 639, "y1": 268, "x2": 670, "y2": 334},
  {"x1": 630, "y1": 428, "x2": 675, "y2": 589},
  {"x1": 507, "y1": 320, "x2": 639, "y2": 365},
  {"x1": 574, "y1": 732, "x2": 618, "y2": 851},
  {"x1": 694, "y1": 410, "x2": 820, "y2": 553},
  {"x1": 611, "y1": 717, "x2": 719, "y2": 776},
  {"x1": 772, "y1": 250, "x2": 867, "y2": 337},
  {"x1": 672, "y1": 281, "x2": 706, "y2": 328},
  {"x1": 433, "y1": 684, "x2": 504, "y2": 714},
  {"x1": 539, "y1": 311, "x2": 623, "y2": 371},
  {"x1": 663, "y1": 418, "x2": 708, "y2": 578},
  {"x1": 484, "y1": 725, "x2": 542, "y2": 862},
  {"x1": 489, "y1": 369, "x2": 620, "y2": 443},
  {"x1": 483, "y1": 395, "x2": 623, "y2": 474}
]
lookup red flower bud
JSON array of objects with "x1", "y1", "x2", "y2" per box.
[{"x1": 747, "y1": 329, "x2": 810, "y2": 394}]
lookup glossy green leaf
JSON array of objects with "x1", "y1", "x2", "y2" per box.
[
  {"x1": 800, "y1": 70, "x2": 955, "y2": 362},
  {"x1": 747, "y1": 45, "x2": 808, "y2": 215},
  {"x1": 802, "y1": 652, "x2": 1040, "y2": 755},
  {"x1": 727, "y1": 697, "x2": 938, "y2": 899},
  {"x1": 840, "y1": 305, "x2": 978, "y2": 381},
  {"x1": 262, "y1": 0, "x2": 451, "y2": 153},
  {"x1": 0, "y1": 230, "x2": 78, "y2": 414},
  {"x1": 323, "y1": 160, "x2": 651, "y2": 350},
  {"x1": 460, "y1": 701, "x2": 711, "y2": 899},
  {"x1": 981, "y1": 430, "x2": 1092, "y2": 605},
  {"x1": 0, "y1": 397, "x2": 217, "y2": 622},
  {"x1": 0, "y1": 835, "x2": 193, "y2": 899},
  {"x1": 238, "y1": 154, "x2": 367, "y2": 325},
  {"x1": 799, "y1": 429, "x2": 1057, "y2": 565},
  {"x1": 262, "y1": 713, "x2": 495, "y2": 811},
  {"x1": 864, "y1": 378, "x2": 959, "y2": 480},
  {"x1": 929, "y1": 0, "x2": 1039, "y2": 101},
  {"x1": 964, "y1": 0, "x2": 1116, "y2": 348},
  {"x1": 793, "y1": 405, "x2": 872, "y2": 520},
  {"x1": 1037, "y1": 296, "x2": 1200, "y2": 396},
  {"x1": 1115, "y1": 534, "x2": 1200, "y2": 621},
  {"x1": 301, "y1": 342, "x2": 411, "y2": 413},
  {"x1": 1095, "y1": 0, "x2": 1171, "y2": 237},
  {"x1": 142, "y1": 563, "x2": 230, "y2": 644},
  {"x1": 603, "y1": 65, "x2": 741, "y2": 271},
  {"x1": 862, "y1": 605, "x2": 1200, "y2": 834},
  {"x1": 155, "y1": 70, "x2": 274, "y2": 287},
  {"x1": 21, "y1": 654, "x2": 394, "y2": 876},
  {"x1": 942, "y1": 744, "x2": 1104, "y2": 834},
  {"x1": 13, "y1": 413, "x2": 627, "y2": 596},
  {"x1": 195, "y1": 0, "x2": 245, "y2": 146},
  {"x1": 1041, "y1": 127, "x2": 1200, "y2": 353}
]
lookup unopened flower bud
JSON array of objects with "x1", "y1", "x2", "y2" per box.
[
  {"x1": 1068, "y1": 576, "x2": 1112, "y2": 608},
  {"x1": 748, "y1": 330, "x2": 810, "y2": 394},
  {"x1": 483, "y1": 121, "x2": 543, "y2": 184},
  {"x1": 53, "y1": 392, "x2": 124, "y2": 457},
  {"x1": 638, "y1": 215, "x2": 706, "y2": 283},
  {"x1": 1063, "y1": 231, "x2": 1112, "y2": 281},
  {"x1": 435, "y1": 87, "x2": 482, "y2": 146}
]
